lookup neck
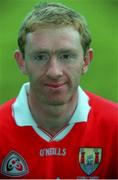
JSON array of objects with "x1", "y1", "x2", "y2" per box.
[{"x1": 28, "y1": 91, "x2": 78, "y2": 136}]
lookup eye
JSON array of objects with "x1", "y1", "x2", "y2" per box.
[
  {"x1": 34, "y1": 53, "x2": 49, "y2": 62},
  {"x1": 59, "y1": 53, "x2": 72, "y2": 61}
]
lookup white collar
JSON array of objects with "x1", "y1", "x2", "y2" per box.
[
  {"x1": 12, "y1": 82, "x2": 91, "y2": 142},
  {"x1": 12, "y1": 82, "x2": 91, "y2": 127}
]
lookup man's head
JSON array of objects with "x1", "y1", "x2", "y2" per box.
[
  {"x1": 18, "y1": 2, "x2": 92, "y2": 57},
  {"x1": 15, "y1": 2, "x2": 93, "y2": 106}
]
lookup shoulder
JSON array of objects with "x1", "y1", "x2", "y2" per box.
[
  {"x1": 85, "y1": 91, "x2": 118, "y2": 124},
  {"x1": 0, "y1": 99, "x2": 15, "y2": 114},
  {"x1": 0, "y1": 99, "x2": 16, "y2": 129},
  {"x1": 86, "y1": 91, "x2": 117, "y2": 111}
]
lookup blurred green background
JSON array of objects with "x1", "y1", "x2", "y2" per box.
[{"x1": 0, "y1": 0, "x2": 118, "y2": 104}]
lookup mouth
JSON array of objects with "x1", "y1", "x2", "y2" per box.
[{"x1": 44, "y1": 82, "x2": 66, "y2": 89}]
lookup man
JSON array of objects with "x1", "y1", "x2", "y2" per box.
[{"x1": 0, "y1": 2, "x2": 117, "y2": 179}]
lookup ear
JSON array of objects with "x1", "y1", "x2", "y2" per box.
[
  {"x1": 82, "y1": 48, "x2": 93, "y2": 74},
  {"x1": 14, "y1": 50, "x2": 28, "y2": 74}
]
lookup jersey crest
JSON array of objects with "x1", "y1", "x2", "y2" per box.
[
  {"x1": 1, "y1": 151, "x2": 29, "y2": 177},
  {"x1": 79, "y1": 148, "x2": 102, "y2": 175}
]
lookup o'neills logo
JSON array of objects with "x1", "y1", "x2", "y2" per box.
[{"x1": 40, "y1": 148, "x2": 66, "y2": 157}]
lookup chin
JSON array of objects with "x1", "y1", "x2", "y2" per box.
[
  {"x1": 46, "y1": 100, "x2": 67, "y2": 106},
  {"x1": 44, "y1": 96, "x2": 70, "y2": 106}
]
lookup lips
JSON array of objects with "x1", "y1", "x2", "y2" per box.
[{"x1": 44, "y1": 82, "x2": 66, "y2": 88}]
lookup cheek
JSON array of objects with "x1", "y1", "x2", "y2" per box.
[
  {"x1": 67, "y1": 63, "x2": 83, "y2": 77},
  {"x1": 66, "y1": 64, "x2": 83, "y2": 86},
  {"x1": 25, "y1": 63, "x2": 43, "y2": 78}
]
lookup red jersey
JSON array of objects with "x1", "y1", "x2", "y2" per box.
[{"x1": 0, "y1": 90, "x2": 118, "y2": 179}]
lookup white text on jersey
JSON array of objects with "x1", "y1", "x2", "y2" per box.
[{"x1": 40, "y1": 148, "x2": 66, "y2": 157}]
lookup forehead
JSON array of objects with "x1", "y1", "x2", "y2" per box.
[{"x1": 25, "y1": 26, "x2": 82, "y2": 52}]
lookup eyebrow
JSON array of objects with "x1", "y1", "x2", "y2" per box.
[{"x1": 29, "y1": 48, "x2": 78, "y2": 55}]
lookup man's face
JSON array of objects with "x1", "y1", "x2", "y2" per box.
[{"x1": 17, "y1": 26, "x2": 90, "y2": 105}]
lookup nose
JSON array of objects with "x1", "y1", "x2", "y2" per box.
[{"x1": 46, "y1": 57, "x2": 63, "y2": 80}]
